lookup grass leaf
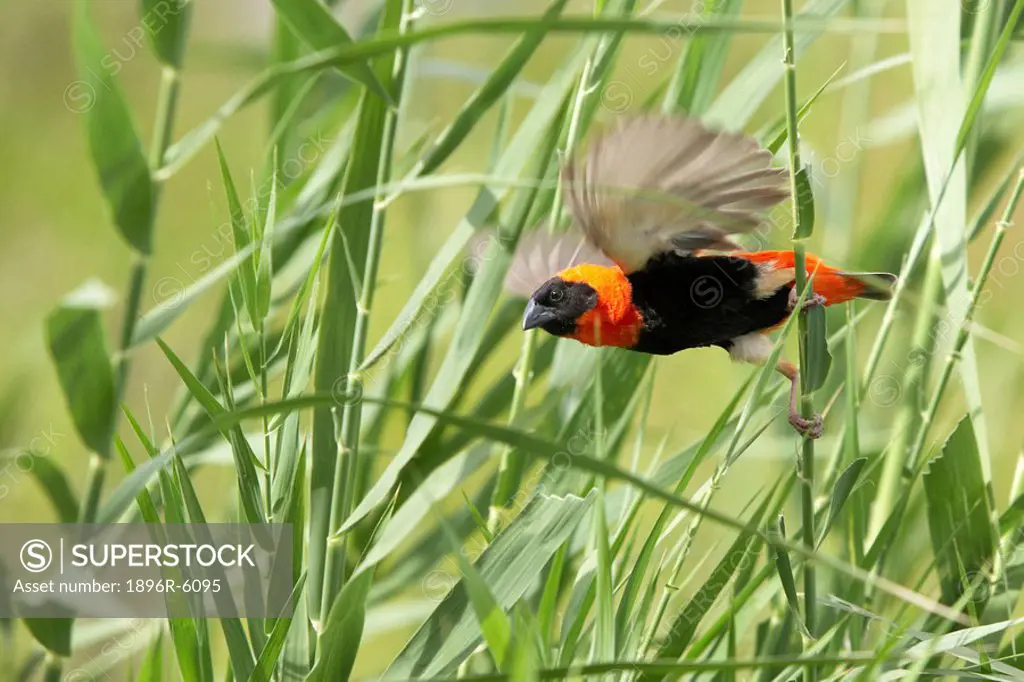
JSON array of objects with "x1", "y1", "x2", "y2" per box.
[
  {"x1": 248, "y1": 574, "x2": 307, "y2": 682},
  {"x1": 45, "y1": 281, "x2": 116, "y2": 458},
  {"x1": 73, "y1": 0, "x2": 154, "y2": 253},
  {"x1": 2, "y1": 450, "x2": 79, "y2": 523},
  {"x1": 923, "y1": 417, "x2": 997, "y2": 607},
  {"x1": 155, "y1": 338, "x2": 265, "y2": 525},
  {"x1": 816, "y1": 457, "x2": 866, "y2": 548},
  {"x1": 414, "y1": 0, "x2": 571, "y2": 177},
  {"x1": 907, "y1": 0, "x2": 989, "y2": 468},
  {"x1": 269, "y1": 0, "x2": 393, "y2": 105},
  {"x1": 333, "y1": 106, "x2": 564, "y2": 539},
  {"x1": 769, "y1": 515, "x2": 810, "y2": 638},
  {"x1": 171, "y1": 455, "x2": 256, "y2": 680},
  {"x1": 385, "y1": 491, "x2": 595, "y2": 678},
  {"x1": 140, "y1": 0, "x2": 192, "y2": 68},
  {"x1": 23, "y1": 618, "x2": 72, "y2": 657},
  {"x1": 706, "y1": 0, "x2": 851, "y2": 129},
  {"x1": 653, "y1": 488, "x2": 778, "y2": 662},
  {"x1": 436, "y1": 505, "x2": 513, "y2": 669},
  {"x1": 138, "y1": 633, "x2": 163, "y2": 682}
]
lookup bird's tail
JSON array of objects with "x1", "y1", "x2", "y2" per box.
[
  {"x1": 731, "y1": 250, "x2": 898, "y2": 303},
  {"x1": 839, "y1": 271, "x2": 898, "y2": 301}
]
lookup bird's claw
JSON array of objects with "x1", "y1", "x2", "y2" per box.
[
  {"x1": 789, "y1": 411, "x2": 824, "y2": 439},
  {"x1": 788, "y1": 288, "x2": 827, "y2": 312}
]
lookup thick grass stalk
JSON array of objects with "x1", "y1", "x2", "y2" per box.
[
  {"x1": 906, "y1": 169, "x2": 1024, "y2": 471},
  {"x1": 79, "y1": 65, "x2": 182, "y2": 523},
  {"x1": 780, "y1": 0, "x2": 818, "y2": 658},
  {"x1": 319, "y1": 0, "x2": 412, "y2": 625}
]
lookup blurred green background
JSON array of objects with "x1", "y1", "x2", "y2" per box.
[
  {"x1": 3, "y1": 0, "x2": 1022, "y2": 527},
  {"x1": 3, "y1": 4, "x2": 1024, "y2": 675}
]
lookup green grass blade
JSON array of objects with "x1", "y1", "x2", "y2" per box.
[
  {"x1": 23, "y1": 619, "x2": 72, "y2": 658},
  {"x1": 310, "y1": 0, "x2": 408, "y2": 624},
  {"x1": 437, "y1": 506, "x2": 513, "y2": 669},
  {"x1": 254, "y1": 158, "x2": 277, "y2": 324},
  {"x1": 171, "y1": 455, "x2": 257, "y2": 680},
  {"x1": 131, "y1": 244, "x2": 256, "y2": 347},
  {"x1": 248, "y1": 574, "x2": 307, "y2": 682},
  {"x1": 763, "y1": 64, "x2": 846, "y2": 155},
  {"x1": 332, "y1": 109, "x2": 564, "y2": 540},
  {"x1": 99, "y1": 387, "x2": 973, "y2": 626},
  {"x1": 907, "y1": 0, "x2": 988, "y2": 469},
  {"x1": 413, "y1": 0, "x2": 570, "y2": 177},
  {"x1": 385, "y1": 491, "x2": 596, "y2": 678},
  {"x1": 306, "y1": 570, "x2": 373, "y2": 682},
  {"x1": 140, "y1": 0, "x2": 192, "y2": 69},
  {"x1": 358, "y1": 43, "x2": 590, "y2": 373},
  {"x1": 664, "y1": 0, "x2": 744, "y2": 115},
  {"x1": 592, "y1": 487, "x2": 615, "y2": 663},
  {"x1": 652, "y1": 488, "x2": 778, "y2": 663},
  {"x1": 114, "y1": 436, "x2": 161, "y2": 523},
  {"x1": 537, "y1": 545, "x2": 568, "y2": 655},
  {"x1": 45, "y1": 282, "x2": 117, "y2": 477},
  {"x1": 1, "y1": 450, "x2": 79, "y2": 523},
  {"x1": 508, "y1": 606, "x2": 541, "y2": 682},
  {"x1": 215, "y1": 140, "x2": 259, "y2": 325},
  {"x1": 358, "y1": 447, "x2": 490, "y2": 575},
  {"x1": 310, "y1": 491, "x2": 398, "y2": 682},
  {"x1": 815, "y1": 457, "x2": 867, "y2": 549},
  {"x1": 705, "y1": 0, "x2": 851, "y2": 130},
  {"x1": 968, "y1": 148, "x2": 1024, "y2": 242},
  {"x1": 956, "y1": 0, "x2": 1024, "y2": 156},
  {"x1": 72, "y1": 0, "x2": 154, "y2": 253},
  {"x1": 155, "y1": 338, "x2": 266, "y2": 525},
  {"x1": 115, "y1": 426, "x2": 209, "y2": 682},
  {"x1": 769, "y1": 515, "x2": 810, "y2": 639},
  {"x1": 269, "y1": 0, "x2": 392, "y2": 104},
  {"x1": 157, "y1": 11, "x2": 885, "y2": 178},
  {"x1": 923, "y1": 417, "x2": 997, "y2": 607},
  {"x1": 138, "y1": 633, "x2": 163, "y2": 682}
]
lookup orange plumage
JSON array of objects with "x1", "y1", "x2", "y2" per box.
[
  {"x1": 734, "y1": 250, "x2": 872, "y2": 305},
  {"x1": 557, "y1": 263, "x2": 643, "y2": 347}
]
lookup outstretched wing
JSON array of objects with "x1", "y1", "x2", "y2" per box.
[
  {"x1": 562, "y1": 116, "x2": 790, "y2": 273},
  {"x1": 467, "y1": 228, "x2": 614, "y2": 299},
  {"x1": 502, "y1": 229, "x2": 613, "y2": 298}
]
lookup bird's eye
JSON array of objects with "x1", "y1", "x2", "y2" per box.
[{"x1": 549, "y1": 289, "x2": 564, "y2": 303}]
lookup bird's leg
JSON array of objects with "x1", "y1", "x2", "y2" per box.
[
  {"x1": 777, "y1": 360, "x2": 823, "y2": 439},
  {"x1": 787, "y1": 286, "x2": 827, "y2": 312}
]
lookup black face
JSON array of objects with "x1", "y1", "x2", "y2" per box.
[{"x1": 522, "y1": 278, "x2": 598, "y2": 337}]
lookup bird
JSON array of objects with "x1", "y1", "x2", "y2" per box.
[{"x1": 515, "y1": 115, "x2": 897, "y2": 438}]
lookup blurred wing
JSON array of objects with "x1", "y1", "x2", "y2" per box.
[
  {"x1": 562, "y1": 116, "x2": 790, "y2": 272},
  {"x1": 468, "y1": 228, "x2": 613, "y2": 299}
]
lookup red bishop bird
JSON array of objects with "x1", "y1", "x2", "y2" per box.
[{"x1": 516, "y1": 116, "x2": 896, "y2": 438}]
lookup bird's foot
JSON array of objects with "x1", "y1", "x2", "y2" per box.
[
  {"x1": 788, "y1": 288, "x2": 827, "y2": 312},
  {"x1": 789, "y1": 410, "x2": 824, "y2": 439}
]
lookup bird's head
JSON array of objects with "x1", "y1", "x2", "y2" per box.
[
  {"x1": 522, "y1": 276, "x2": 599, "y2": 337},
  {"x1": 521, "y1": 264, "x2": 643, "y2": 348}
]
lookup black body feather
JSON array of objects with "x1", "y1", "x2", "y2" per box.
[{"x1": 627, "y1": 253, "x2": 791, "y2": 355}]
